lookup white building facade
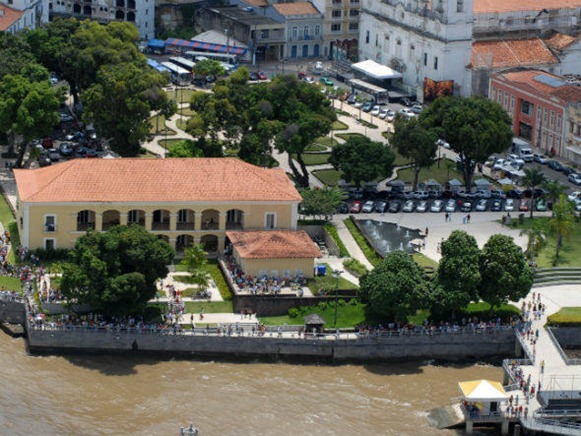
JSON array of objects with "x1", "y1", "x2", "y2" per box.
[
  {"x1": 358, "y1": 0, "x2": 473, "y2": 99},
  {"x1": 0, "y1": 0, "x2": 48, "y2": 29}
]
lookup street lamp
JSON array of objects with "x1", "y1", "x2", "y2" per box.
[{"x1": 332, "y1": 269, "x2": 343, "y2": 327}]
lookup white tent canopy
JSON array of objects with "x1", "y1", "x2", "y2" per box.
[
  {"x1": 459, "y1": 380, "x2": 509, "y2": 402},
  {"x1": 352, "y1": 60, "x2": 403, "y2": 80},
  {"x1": 498, "y1": 177, "x2": 513, "y2": 185}
]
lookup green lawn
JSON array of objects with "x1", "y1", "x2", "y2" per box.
[
  {"x1": 165, "y1": 89, "x2": 197, "y2": 105},
  {"x1": 408, "y1": 302, "x2": 520, "y2": 325},
  {"x1": 331, "y1": 120, "x2": 349, "y2": 130},
  {"x1": 335, "y1": 133, "x2": 366, "y2": 141},
  {"x1": 312, "y1": 169, "x2": 343, "y2": 186},
  {"x1": 547, "y1": 307, "x2": 581, "y2": 326},
  {"x1": 307, "y1": 263, "x2": 358, "y2": 294},
  {"x1": 313, "y1": 136, "x2": 338, "y2": 148},
  {"x1": 177, "y1": 107, "x2": 196, "y2": 117},
  {"x1": 305, "y1": 143, "x2": 328, "y2": 152},
  {"x1": 395, "y1": 160, "x2": 466, "y2": 185},
  {"x1": 158, "y1": 139, "x2": 186, "y2": 150},
  {"x1": 0, "y1": 275, "x2": 22, "y2": 292},
  {"x1": 291, "y1": 153, "x2": 331, "y2": 166},
  {"x1": 176, "y1": 118, "x2": 188, "y2": 132},
  {"x1": 260, "y1": 300, "x2": 366, "y2": 328},
  {"x1": 0, "y1": 193, "x2": 19, "y2": 264},
  {"x1": 511, "y1": 218, "x2": 581, "y2": 267},
  {"x1": 184, "y1": 301, "x2": 234, "y2": 314},
  {"x1": 172, "y1": 260, "x2": 232, "y2": 301},
  {"x1": 148, "y1": 115, "x2": 176, "y2": 136}
]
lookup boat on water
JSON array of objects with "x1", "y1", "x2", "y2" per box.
[{"x1": 179, "y1": 423, "x2": 198, "y2": 435}]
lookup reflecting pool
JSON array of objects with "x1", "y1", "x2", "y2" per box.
[{"x1": 358, "y1": 219, "x2": 424, "y2": 256}]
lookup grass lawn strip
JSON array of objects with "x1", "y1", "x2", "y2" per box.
[
  {"x1": 331, "y1": 120, "x2": 349, "y2": 130},
  {"x1": 312, "y1": 169, "x2": 343, "y2": 186},
  {"x1": 547, "y1": 307, "x2": 581, "y2": 326},
  {"x1": 324, "y1": 223, "x2": 350, "y2": 258},
  {"x1": 0, "y1": 193, "x2": 18, "y2": 264},
  {"x1": 291, "y1": 153, "x2": 331, "y2": 166},
  {"x1": 307, "y1": 262, "x2": 358, "y2": 294},
  {"x1": 343, "y1": 218, "x2": 382, "y2": 267},
  {"x1": 260, "y1": 300, "x2": 366, "y2": 328}
]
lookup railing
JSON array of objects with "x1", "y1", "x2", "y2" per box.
[
  {"x1": 532, "y1": 417, "x2": 581, "y2": 432},
  {"x1": 459, "y1": 404, "x2": 505, "y2": 422},
  {"x1": 535, "y1": 409, "x2": 581, "y2": 418},
  {"x1": 44, "y1": 224, "x2": 57, "y2": 233},
  {"x1": 545, "y1": 326, "x2": 571, "y2": 365},
  {"x1": 152, "y1": 222, "x2": 170, "y2": 231},
  {"x1": 514, "y1": 328, "x2": 536, "y2": 363},
  {"x1": 176, "y1": 222, "x2": 195, "y2": 231}
]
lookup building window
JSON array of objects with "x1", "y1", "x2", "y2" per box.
[
  {"x1": 557, "y1": 115, "x2": 561, "y2": 130},
  {"x1": 521, "y1": 100, "x2": 533, "y2": 115},
  {"x1": 434, "y1": 56, "x2": 438, "y2": 70},
  {"x1": 332, "y1": 24, "x2": 341, "y2": 32},
  {"x1": 349, "y1": 22, "x2": 358, "y2": 31},
  {"x1": 45, "y1": 239, "x2": 56, "y2": 251},
  {"x1": 550, "y1": 111, "x2": 555, "y2": 128},
  {"x1": 519, "y1": 122, "x2": 532, "y2": 141},
  {"x1": 457, "y1": 0, "x2": 463, "y2": 12},
  {"x1": 304, "y1": 26, "x2": 309, "y2": 37},
  {"x1": 375, "y1": 34, "x2": 379, "y2": 47},
  {"x1": 314, "y1": 25, "x2": 320, "y2": 36},
  {"x1": 350, "y1": 0, "x2": 359, "y2": 3},
  {"x1": 349, "y1": 9, "x2": 359, "y2": 16},
  {"x1": 365, "y1": 30, "x2": 370, "y2": 44},
  {"x1": 537, "y1": 107, "x2": 542, "y2": 121},
  {"x1": 543, "y1": 109, "x2": 548, "y2": 123},
  {"x1": 504, "y1": 94, "x2": 508, "y2": 108},
  {"x1": 292, "y1": 26, "x2": 298, "y2": 38},
  {"x1": 510, "y1": 96, "x2": 515, "y2": 111},
  {"x1": 332, "y1": 9, "x2": 342, "y2": 18},
  {"x1": 423, "y1": 53, "x2": 427, "y2": 66},
  {"x1": 44, "y1": 215, "x2": 56, "y2": 232},
  {"x1": 497, "y1": 89, "x2": 502, "y2": 103},
  {"x1": 265, "y1": 213, "x2": 277, "y2": 229},
  {"x1": 332, "y1": 0, "x2": 341, "y2": 3}
]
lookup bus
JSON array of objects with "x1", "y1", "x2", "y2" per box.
[
  {"x1": 161, "y1": 62, "x2": 191, "y2": 86},
  {"x1": 184, "y1": 51, "x2": 239, "y2": 67},
  {"x1": 147, "y1": 58, "x2": 171, "y2": 74},
  {"x1": 168, "y1": 56, "x2": 196, "y2": 74}
]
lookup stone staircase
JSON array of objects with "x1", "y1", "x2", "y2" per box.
[{"x1": 533, "y1": 267, "x2": 581, "y2": 287}]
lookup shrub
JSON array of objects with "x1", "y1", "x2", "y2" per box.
[
  {"x1": 31, "y1": 248, "x2": 71, "y2": 263},
  {"x1": 324, "y1": 223, "x2": 350, "y2": 257},
  {"x1": 342, "y1": 258, "x2": 367, "y2": 277},
  {"x1": 288, "y1": 307, "x2": 299, "y2": 318}
]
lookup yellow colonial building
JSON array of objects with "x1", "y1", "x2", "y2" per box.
[{"x1": 14, "y1": 158, "x2": 303, "y2": 254}]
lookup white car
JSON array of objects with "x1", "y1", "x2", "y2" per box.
[
  {"x1": 304, "y1": 76, "x2": 315, "y2": 84},
  {"x1": 574, "y1": 199, "x2": 581, "y2": 211},
  {"x1": 431, "y1": 200, "x2": 444, "y2": 212},
  {"x1": 493, "y1": 159, "x2": 506, "y2": 171},
  {"x1": 436, "y1": 139, "x2": 450, "y2": 149},
  {"x1": 378, "y1": 107, "x2": 389, "y2": 119},
  {"x1": 398, "y1": 108, "x2": 415, "y2": 117},
  {"x1": 533, "y1": 153, "x2": 549, "y2": 164},
  {"x1": 416, "y1": 200, "x2": 428, "y2": 213},
  {"x1": 386, "y1": 110, "x2": 396, "y2": 122},
  {"x1": 504, "y1": 199, "x2": 516, "y2": 211},
  {"x1": 445, "y1": 199, "x2": 457, "y2": 212},
  {"x1": 507, "y1": 154, "x2": 525, "y2": 168},
  {"x1": 361, "y1": 200, "x2": 375, "y2": 213},
  {"x1": 568, "y1": 191, "x2": 581, "y2": 201},
  {"x1": 568, "y1": 173, "x2": 581, "y2": 185},
  {"x1": 370, "y1": 105, "x2": 381, "y2": 117}
]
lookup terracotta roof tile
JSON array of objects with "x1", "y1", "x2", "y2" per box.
[
  {"x1": 471, "y1": 39, "x2": 558, "y2": 69},
  {"x1": 495, "y1": 70, "x2": 581, "y2": 103},
  {"x1": 474, "y1": 0, "x2": 581, "y2": 14},
  {"x1": 14, "y1": 158, "x2": 302, "y2": 203},
  {"x1": 544, "y1": 32, "x2": 578, "y2": 52},
  {"x1": 226, "y1": 230, "x2": 322, "y2": 259},
  {"x1": 0, "y1": 4, "x2": 23, "y2": 31},
  {"x1": 243, "y1": 0, "x2": 269, "y2": 6},
  {"x1": 272, "y1": 2, "x2": 320, "y2": 16}
]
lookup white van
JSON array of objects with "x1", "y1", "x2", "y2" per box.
[{"x1": 513, "y1": 138, "x2": 533, "y2": 162}]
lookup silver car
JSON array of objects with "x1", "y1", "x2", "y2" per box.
[
  {"x1": 445, "y1": 199, "x2": 457, "y2": 212},
  {"x1": 504, "y1": 199, "x2": 515, "y2": 211},
  {"x1": 416, "y1": 200, "x2": 428, "y2": 213},
  {"x1": 361, "y1": 200, "x2": 375, "y2": 213},
  {"x1": 403, "y1": 200, "x2": 415, "y2": 212},
  {"x1": 431, "y1": 200, "x2": 444, "y2": 212}
]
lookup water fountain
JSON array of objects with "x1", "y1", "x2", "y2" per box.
[{"x1": 358, "y1": 219, "x2": 424, "y2": 257}]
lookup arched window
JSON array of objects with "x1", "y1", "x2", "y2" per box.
[
  {"x1": 314, "y1": 25, "x2": 321, "y2": 36},
  {"x1": 292, "y1": 26, "x2": 298, "y2": 38}
]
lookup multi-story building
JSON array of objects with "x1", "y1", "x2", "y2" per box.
[
  {"x1": 489, "y1": 69, "x2": 581, "y2": 161},
  {"x1": 49, "y1": 0, "x2": 154, "y2": 39},
  {"x1": 0, "y1": 0, "x2": 48, "y2": 30},
  {"x1": 311, "y1": 0, "x2": 360, "y2": 60},
  {"x1": 358, "y1": 0, "x2": 474, "y2": 99},
  {"x1": 271, "y1": 2, "x2": 324, "y2": 59}
]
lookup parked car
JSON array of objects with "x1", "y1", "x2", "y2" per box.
[
  {"x1": 385, "y1": 110, "x2": 396, "y2": 122},
  {"x1": 506, "y1": 189, "x2": 523, "y2": 199},
  {"x1": 304, "y1": 76, "x2": 316, "y2": 84},
  {"x1": 548, "y1": 160, "x2": 565, "y2": 172},
  {"x1": 473, "y1": 190, "x2": 492, "y2": 199},
  {"x1": 47, "y1": 148, "x2": 60, "y2": 162},
  {"x1": 461, "y1": 201, "x2": 473, "y2": 212},
  {"x1": 401, "y1": 97, "x2": 413, "y2": 107},
  {"x1": 319, "y1": 77, "x2": 334, "y2": 86},
  {"x1": 519, "y1": 199, "x2": 530, "y2": 211},
  {"x1": 445, "y1": 199, "x2": 457, "y2": 213},
  {"x1": 353, "y1": 100, "x2": 364, "y2": 108},
  {"x1": 58, "y1": 142, "x2": 74, "y2": 156},
  {"x1": 347, "y1": 94, "x2": 357, "y2": 105},
  {"x1": 490, "y1": 190, "x2": 506, "y2": 199},
  {"x1": 349, "y1": 200, "x2": 363, "y2": 213},
  {"x1": 563, "y1": 167, "x2": 578, "y2": 176},
  {"x1": 59, "y1": 113, "x2": 74, "y2": 123},
  {"x1": 523, "y1": 188, "x2": 547, "y2": 199},
  {"x1": 475, "y1": 199, "x2": 489, "y2": 211},
  {"x1": 533, "y1": 153, "x2": 549, "y2": 164},
  {"x1": 491, "y1": 199, "x2": 503, "y2": 211},
  {"x1": 492, "y1": 159, "x2": 506, "y2": 171},
  {"x1": 410, "y1": 104, "x2": 423, "y2": 114},
  {"x1": 374, "y1": 201, "x2": 388, "y2": 213},
  {"x1": 403, "y1": 200, "x2": 415, "y2": 212},
  {"x1": 257, "y1": 71, "x2": 268, "y2": 80},
  {"x1": 568, "y1": 191, "x2": 581, "y2": 202},
  {"x1": 436, "y1": 139, "x2": 450, "y2": 149},
  {"x1": 368, "y1": 105, "x2": 379, "y2": 117},
  {"x1": 388, "y1": 200, "x2": 402, "y2": 213},
  {"x1": 38, "y1": 152, "x2": 52, "y2": 167},
  {"x1": 430, "y1": 199, "x2": 444, "y2": 212},
  {"x1": 504, "y1": 199, "x2": 516, "y2": 211},
  {"x1": 337, "y1": 202, "x2": 349, "y2": 214},
  {"x1": 75, "y1": 146, "x2": 98, "y2": 158},
  {"x1": 362, "y1": 200, "x2": 375, "y2": 213},
  {"x1": 408, "y1": 191, "x2": 430, "y2": 200},
  {"x1": 249, "y1": 72, "x2": 259, "y2": 81},
  {"x1": 416, "y1": 200, "x2": 428, "y2": 213},
  {"x1": 507, "y1": 154, "x2": 525, "y2": 168},
  {"x1": 569, "y1": 173, "x2": 581, "y2": 185},
  {"x1": 535, "y1": 198, "x2": 547, "y2": 212},
  {"x1": 378, "y1": 107, "x2": 390, "y2": 119},
  {"x1": 361, "y1": 102, "x2": 373, "y2": 112},
  {"x1": 398, "y1": 108, "x2": 415, "y2": 117},
  {"x1": 573, "y1": 199, "x2": 581, "y2": 212}
]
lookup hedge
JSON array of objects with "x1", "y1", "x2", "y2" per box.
[
  {"x1": 324, "y1": 223, "x2": 350, "y2": 257},
  {"x1": 343, "y1": 218, "x2": 382, "y2": 267}
]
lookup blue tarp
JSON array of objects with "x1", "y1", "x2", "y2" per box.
[
  {"x1": 165, "y1": 37, "x2": 247, "y2": 55},
  {"x1": 147, "y1": 39, "x2": 166, "y2": 49}
]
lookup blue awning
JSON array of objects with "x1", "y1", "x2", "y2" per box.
[
  {"x1": 147, "y1": 39, "x2": 166, "y2": 49},
  {"x1": 165, "y1": 38, "x2": 247, "y2": 56}
]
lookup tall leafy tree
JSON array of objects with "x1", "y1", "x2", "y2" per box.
[
  {"x1": 83, "y1": 62, "x2": 173, "y2": 156},
  {"x1": 181, "y1": 243, "x2": 210, "y2": 292},
  {"x1": 391, "y1": 117, "x2": 437, "y2": 191},
  {"x1": 522, "y1": 167, "x2": 546, "y2": 218},
  {"x1": 420, "y1": 96, "x2": 512, "y2": 191},
  {"x1": 521, "y1": 220, "x2": 547, "y2": 263},
  {"x1": 549, "y1": 194, "x2": 576, "y2": 262},
  {"x1": 192, "y1": 59, "x2": 226, "y2": 84},
  {"x1": 359, "y1": 251, "x2": 427, "y2": 321},
  {"x1": 479, "y1": 234, "x2": 534, "y2": 311},
  {"x1": 300, "y1": 187, "x2": 347, "y2": 220},
  {"x1": 543, "y1": 179, "x2": 566, "y2": 210},
  {"x1": 329, "y1": 135, "x2": 395, "y2": 188},
  {"x1": 432, "y1": 231, "x2": 481, "y2": 320},
  {"x1": 60, "y1": 226, "x2": 175, "y2": 316}
]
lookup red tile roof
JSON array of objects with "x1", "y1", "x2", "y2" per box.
[
  {"x1": 471, "y1": 39, "x2": 559, "y2": 69},
  {"x1": 0, "y1": 4, "x2": 23, "y2": 31},
  {"x1": 544, "y1": 32, "x2": 578, "y2": 52},
  {"x1": 474, "y1": 0, "x2": 581, "y2": 14},
  {"x1": 14, "y1": 158, "x2": 302, "y2": 203},
  {"x1": 243, "y1": 0, "x2": 268, "y2": 6},
  {"x1": 272, "y1": 2, "x2": 320, "y2": 16},
  {"x1": 227, "y1": 230, "x2": 322, "y2": 259},
  {"x1": 495, "y1": 70, "x2": 581, "y2": 103}
]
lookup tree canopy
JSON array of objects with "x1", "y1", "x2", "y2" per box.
[
  {"x1": 478, "y1": 234, "x2": 534, "y2": 310},
  {"x1": 60, "y1": 225, "x2": 175, "y2": 316},
  {"x1": 359, "y1": 251, "x2": 427, "y2": 321},
  {"x1": 420, "y1": 96, "x2": 513, "y2": 191},
  {"x1": 329, "y1": 135, "x2": 395, "y2": 188},
  {"x1": 549, "y1": 194, "x2": 576, "y2": 261},
  {"x1": 300, "y1": 187, "x2": 346, "y2": 220},
  {"x1": 391, "y1": 117, "x2": 438, "y2": 191}
]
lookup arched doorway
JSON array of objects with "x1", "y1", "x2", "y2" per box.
[
  {"x1": 76, "y1": 210, "x2": 95, "y2": 231},
  {"x1": 127, "y1": 209, "x2": 145, "y2": 226},
  {"x1": 102, "y1": 210, "x2": 120, "y2": 231},
  {"x1": 302, "y1": 45, "x2": 308, "y2": 58},
  {"x1": 200, "y1": 235, "x2": 218, "y2": 253},
  {"x1": 226, "y1": 209, "x2": 244, "y2": 230},
  {"x1": 152, "y1": 209, "x2": 170, "y2": 231},
  {"x1": 177, "y1": 209, "x2": 195, "y2": 230},
  {"x1": 83, "y1": 5, "x2": 92, "y2": 15},
  {"x1": 176, "y1": 235, "x2": 194, "y2": 253},
  {"x1": 73, "y1": 3, "x2": 81, "y2": 13},
  {"x1": 201, "y1": 209, "x2": 219, "y2": 230},
  {"x1": 313, "y1": 44, "x2": 320, "y2": 57},
  {"x1": 127, "y1": 11, "x2": 135, "y2": 21},
  {"x1": 115, "y1": 10, "x2": 124, "y2": 19},
  {"x1": 291, "y1": 45, "x2": 297, "y2": 58}
]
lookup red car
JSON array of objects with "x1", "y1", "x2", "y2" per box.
[
  {"x1": 257, "y1": 71, "x2": 268, "y2": 80},
  {"x1": 519, "y1": 199, "x2": 530, "y2": 212},
  {"x1": 349, "y1": 200, "x2": 363, "y2": 213}
]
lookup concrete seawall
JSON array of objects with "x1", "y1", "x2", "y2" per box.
[
  {"x1": 0, "y1": 300, "x2": 26, "y2": 324},
  {"x1": 26, "y1": 328, "x2": 515, "y2": 361}
]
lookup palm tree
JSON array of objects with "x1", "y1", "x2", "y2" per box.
[
  {"x1": 543, "y1": 179, "x2": 566, "y2": 212},
  {"x1": 548, "y1": 194, "x2": 576, "y2": 263},
  {"x1": 181, "y1": 243, "x2": 210, "y2": 293},
  {"x1": 523, "y1": 167, "x2": 546, "y2": 218},
  {"x1": 521, "y1": 220, "x2": 547, "y2": 263}
]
